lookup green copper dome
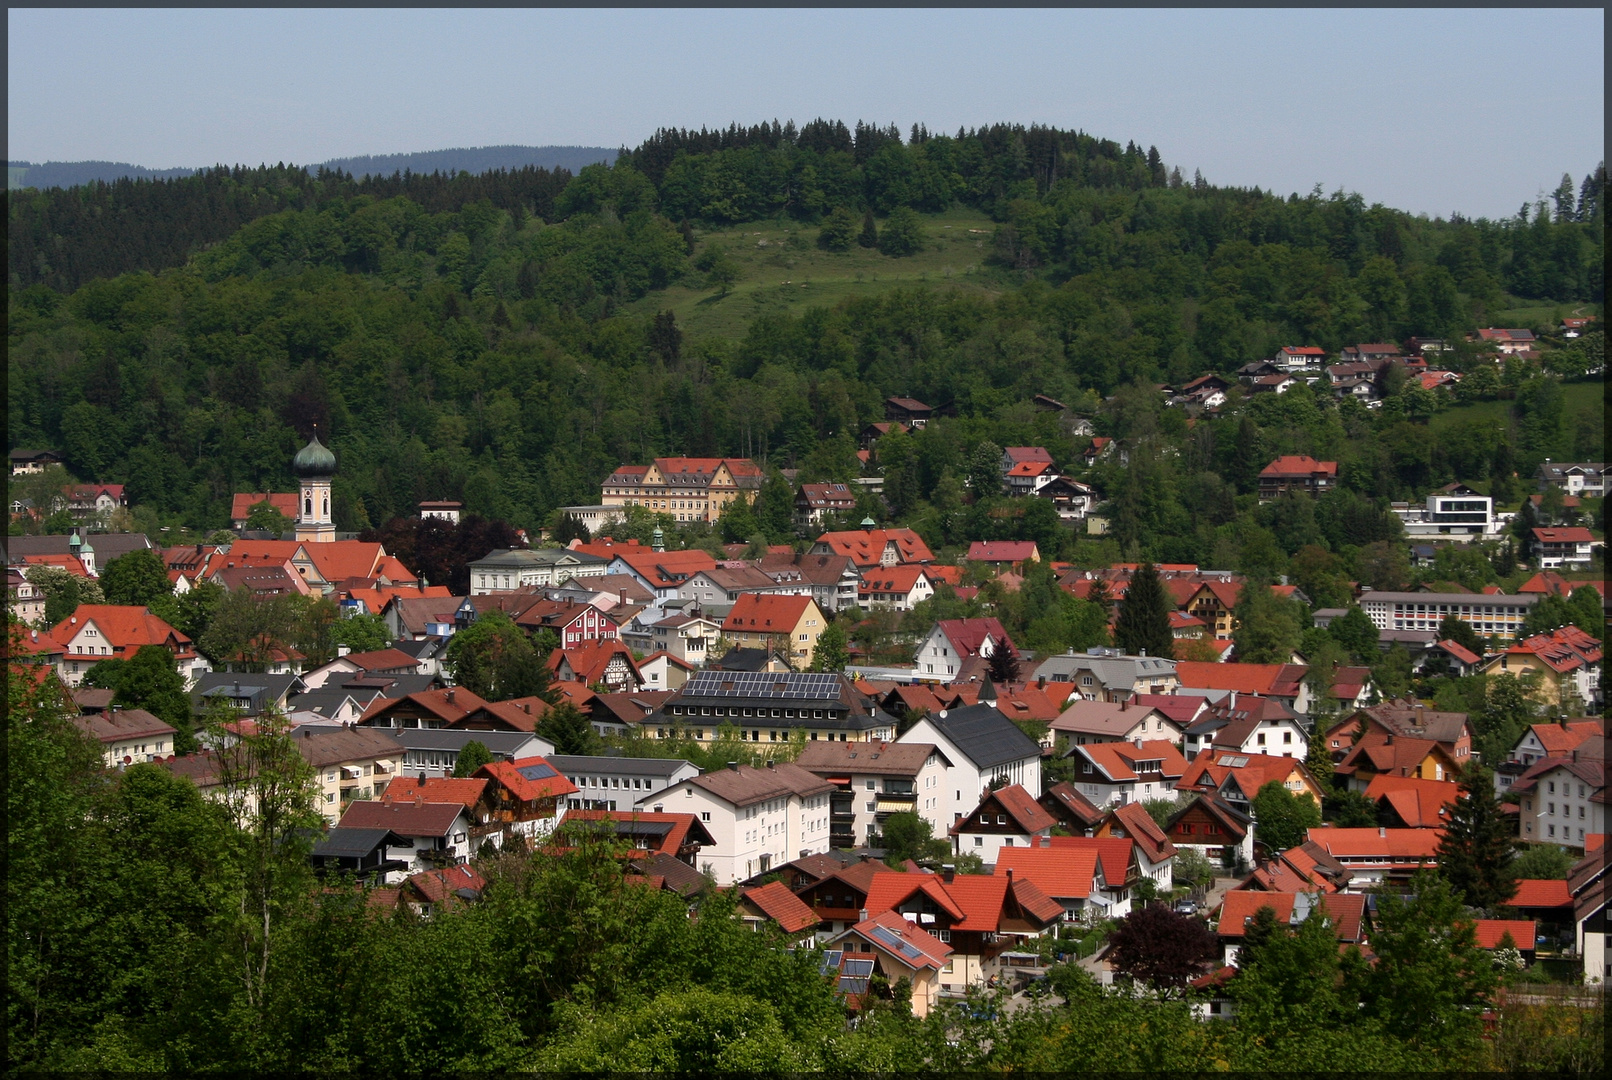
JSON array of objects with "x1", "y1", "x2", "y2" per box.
[{"x1": 292, "y1": 435, "x2": 336, "y2": 477}]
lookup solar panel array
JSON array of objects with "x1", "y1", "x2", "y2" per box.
[
  {"x1": 517, "y1": 761, "x2": 558, "y2": 781},
  {"x1": 684, "y1": 671, "x2": 844, "y2": 700},
  {"x1": 871, "y1": 924, "x2": 930, "y2": 964}
]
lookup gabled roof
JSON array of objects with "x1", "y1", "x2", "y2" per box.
[
  {"x1": 1176, "y1": 661, "x2": 1307, "y2": 698},
  {"x1": 1363, "y1": 774, "x2": 1460, "y2": 828},
  {"x1": 794, "y1": 740, "x2": 941, "y2": 777},
  {"x1": 992, "y1": 845, "x2": 1099, "y2": 901},
  {"x1": 1217, "y1": 891, "x2": 1367, "y2": 942},
  {"x1": 907, "y1": 702, "x2": 1043, "y2": 771},
  {"x1": 50, "y1": 604, "x2": 191, "y2": 654},
  {"x1": 838, "y1": 910, "x2": 952, "y2": 971},
  {"x1": 1102, "y1": 801, "x2": 1178, "y2": 862},
  {"x1": 550, "y1": 640, "x2": 642, "y2": 686},
  {"x1": 287, "y1": 726, "x2": 405, "y2": 767},
  {"x1": 1046, "y1": 835, "x2": 1134, "y2": 887},
  {"x1": 1304, "y1": 827, "x2": 1442, "y2": 862},
  {"x1": 338, "y1": 799, "x2": 465, "y2": 838},
  {"x1": 406, "y1": 863, "x2": 487, "y2": 907},
  {"x1": 342, "y1": 648, "x2": 420, "y2": 672},
  {"x1": 686, "y1": 762, "x2": 834, "y2": 808},
  {"x1": 953, "y1": 783, "x2": 1057, "y2": 836},
  {"x1": 864, "y1": 871, "x2": 968, "y2": 923},
  {"x1": 741, "y1": 881, "x2": 821, "y2": 934},
  {"x1": 1129, "y1": 692, "x2": 1210, "y2": 726},
  {"x1": 932, "y1": 618, "x2": 1013, "y2": 660},
  {"x1": 1051, "y1": 699, "x2": 1173, "y2": 738},
  {"x1": 382, "y1": 774, "x2": 490, "y2": 809},
  {"x1": 813, "y1": 528, "x2": 934, "y2": 567},
  {"x1": 721, "y1": 593, "x2": 814, "y2": 632},
  {"x1": 477, "y1": 755, "x2": 578, "y2": 802},
  {"x1": 1039, "y1": 781, "x2": 1105, "y2": 829},
  {"x1": 1474, "y1": 919, "x2": 1536, "y2": 950},
  {"x1": 1077, "y1": 740, "x2": 1190, "y2": 785},
  {"x1": 1524, "y1": 720, "x2": 1604, "y2": 757},
  {"x1": 1260, "y1": 455, "x2": 1338, "y2": 478},
  {"x1": 967, "y1": 541, "x2": 1039, "y2": 562},
  {"x1": 857, "y1": 564, "x2": 932, "y2": 597},
  {"x1": 1531, "y1": 527, "x2": 1595, "y2": 543},
  {"x1": 359, "y1": 686, "x2": 489, "y2": 726},
  {"x1": 1509, "y1": 879, "x2": 1573, "y2": 910},
  {"x1": 562, "y1": 809, "x2": 716, "y2": 854},
  {"x1": 72, "y1": 708, "x2": 175, "y2": 745}
]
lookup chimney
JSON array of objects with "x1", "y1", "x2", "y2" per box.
[
  {"x1": 1378, "y1": 826, "x2": 1386, "y2": 838},
  {"x1": 941, "y1": 865, "x2": 954, "y2": 883},
  {"x1": 727, "y1": 761, "x2": 739, "y2": 771},
  {"x1": 1005, "y1": 868, "x2": 1014, "y2": 885},
  {"x1": 446, "y1": 688, "x2": 455, "y2": 704},
  {"x1": 1038, "y1": 676, "x2": 1046, "y2": 690},
  {"x1": 418, "y1": 773, "x2": 427, "y2": 786},
  {"x1": 766, "y1": 760, "x2": 776, "y2": 769}
]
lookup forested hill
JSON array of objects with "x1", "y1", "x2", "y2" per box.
[{"x1": 6, "y1": 119, "x2": 1605, "y2": 547}]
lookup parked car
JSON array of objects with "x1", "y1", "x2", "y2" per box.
[{"x1": 1173, "y1": 899, "x2": 1198, "y2": 915}]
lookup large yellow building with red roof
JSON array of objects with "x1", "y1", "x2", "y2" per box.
[{"x1": 599, "y1": 457, "x2": 763, "y2": 523}]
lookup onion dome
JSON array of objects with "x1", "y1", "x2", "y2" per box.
[{"x1": 292, "y1": 434, "x2": 336, "y2": 477}]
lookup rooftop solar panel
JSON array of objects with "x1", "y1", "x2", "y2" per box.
[
  {"x1": 517, "y1": 762, "x2": 558, "y2": 780},
  {"x1": 838, "y1": 977, "x2": 870, "y2": 994},
  {"x1": 684, "y1": 671, "x2": 844, "y2": 700},
  {"x1": 842, "y1": 958, "x2": 875, "y2": 977}
]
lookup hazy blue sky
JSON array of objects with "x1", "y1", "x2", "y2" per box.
[{"x1": 8, "y1": 7, "x2": 1603, "y2": 219}]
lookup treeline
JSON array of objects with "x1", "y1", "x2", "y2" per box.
[{"x1": 8, "y1": 162, "x2": 576, "y2": 293}]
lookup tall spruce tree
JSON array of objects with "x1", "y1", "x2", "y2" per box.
[
  {"x1": 1113, "y1": 562, "x2": 1173, "y2": 659},
  {"x1": 1435, "y1": 761, "x2": 1518, "y2": 910},
  {"x1": 858, "y1": 209, "x2": 879, "y2": 249}
]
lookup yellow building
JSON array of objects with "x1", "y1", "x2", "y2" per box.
[
  {"x1": 601, "y1": 458, "x2": 764, "y2": 524},
  {"x1": 721, "y1": 594, "x2": 827, "y2": 669}
]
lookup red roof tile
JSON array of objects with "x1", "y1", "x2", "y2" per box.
[
  {"x1": 742, "y1": 880, "x2": 821, "y2": 934},
  {"x1": 1509, "y1": 879, "x2": 1572, "y2": 909},
  {"x1": 1474, "y1": 919, "x2": 1536, "y2": 950},
  {"x1": 993, "y1": 845, "x2": 1099, "y2": 901},
  {"x1": 477, "y1": 755, "x2": 578, "y2": 802}
]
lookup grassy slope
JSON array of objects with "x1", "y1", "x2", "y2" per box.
[
  {"x1": 619, "y1": 208, "x2": 1010, "y2": 340},
  {"x1": 1429, "y1": 377, "x2": 1604, "y2": 435}
]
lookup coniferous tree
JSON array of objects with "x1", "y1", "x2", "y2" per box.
[
  {"x1": 1112, "y1": 562, "x2": 1173, "y2": 659},
  {"x1": 858, "y1": 209, "x2": 878, "y2": 249},
  {"x1": 986, "y1": 635, "x2": 1021, "y2": 684},
  {"x1": 1435, "y1": 762, "x2": 1518, "y2": 909}
]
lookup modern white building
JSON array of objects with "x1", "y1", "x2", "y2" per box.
[
  {"x1": 1391, "y1": 486, "x2": 1507, "y2": 540},
  {"x1": 552, "y1": 754, "x2": 700, "y2": 812},
  {"x1": 1357, "y1": 590, "x2": 1538, "y2": 637},
  {"x1": 468, "y1": 548, "x2": 610, "y2": 594}
]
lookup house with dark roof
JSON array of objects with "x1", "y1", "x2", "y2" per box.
[
  {"x1": 337, "y1": 799, "x2": 476, "y2": 878},
  {"x1": 384, "y1": 728, "x2": 554, "y2": 780},
  {"x1": 788, "y1": 858, "x2": 891, "y2": 938},
  {"x1": 794, "y1": 740, "x2": 952, "y2": 849},
  {"x1": 1165, "y1": 795, "x2": 1255, "y2": 873},
  {"x1": 190, "y1": 672, "x2": 303, "y2": 718},
  {"x1": 308, "y1": 826, "x2": 410, "y2": 884},
  {"x1": 551, "y1": 753, "x2": 699, "y2": 812},
  {"x1": 559, "y1": 809, "x2": 717, "y2": 865},
  {"x1": 357, "y1": 686, "x2": 490, "y2": 730},
  {"x1": 1038, "y1": 782, "x2": 1105, "y2": 834},
  {"x1": 949, "y1": 783, "x2": 1057, "y2": 863},
  {"x1": 884, "y1": 396, "x2": 934, "y2": 427},
  {"x1": 1181, "y1": 695, "x2": 1308, "y2": 760},
  {"x1": 899, "y1": 700, "x2": 1044, "y2": 826}
]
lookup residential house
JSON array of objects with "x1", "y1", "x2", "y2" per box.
[
  {"x1": 382, "y1": 774, "x2": 497, "y2": 844},
  {"x1": 914, "y1": 618, "x2": 1014, "y2": 683},
  {"x1": 190, "y1": 672, "x2": 302, "y2": 719},
  {"x1": 861, "y1": 868, "x2": 1063, "y2": 990},
  {"x1": 738, "y1": 881, "x2": 822, "y2": 945},
  {"x1": 1303, "y1": 826, "x2": 1441, "y2": 886},
  {"x1": 1474, "y1": 328, "x2": 1537, "y2": 355},
  {"x1": 1049, "y1": 698, "x2": 1182, "y2": 747},
  {"x1": 859, "y1": 420, "x2": 910, "y2": 449},
  {"x1": 1239, "y1": 840, "x2": 1353, "y2": 895},
  {"x1": 645, "y1": 613, "x2": 723, "y2": 665},
  {"x1": 383, "y1": 595, "x2": 462, "y2": 641},
  {"x1": 811, "y1": 527, "x2": 934, "y2": 570},
  {"x1": 290, "y1": 726, "x2": 405, "y2": 823},
  {"x1": 721, "y1": 594, "x2": 828, "y2": 668},
  {"x1": 1183, "y1": 580, "x2": 1244, "y2": 640},
  {"x1": 50, "y1": 604, "x2": 208, "y2": 688},
  {"x1": 473, "y1": 755, "x2": 578, "y2": 844},
  {"x1": 1038, "y1": 782, "x2": 1106, "y2": 834},
  {"x1": 561, "y1": 809, "x2": 716, "y2": 865},
  {"x1": 402, "y1": 864, "x2": 487, "y2": 919},
  {"x1": 1002, "y1": 458, "x2": 1058, "y2": 496},
  {"x1": 357, "y1": 686, "x2": 491, "y2": 730},
  {"x1": 1178, "y1": 750, "x2": 1325, "y2": 819},
  {"x1": 790, "y1": 858, "x2": 890, "y2": 938},
  {"x1": 756, "y1": 551, "x2": 862, "y2": 614},
  {"x1": 647, "y1": 670, "x2": 897, "y2": 746},
  {"x1": 1034, "y1": 648, "x2": 1181, "y2": 701},
  {"x1": 884, "y1": 396, "x2": 934, "y2": 427},
  {"x1": 1340, "y1": 343, "x2": 1404, "y2": 364},
  {"x1": 301, "y1": 647, "x2": 424, "y2": 690},
  {"x1": 857, "y1": 564, "x2": 935, "y2": 611},
  {"x1": 1570, "y1": 848, "x2": 1608, "y2": 984},
  {"x1": 9, "y1": 447, "x2": 66, "y2": 474},
  {"x1": 1507, "y1": 719, "x2": 1605, "y2": 769},
  {"x1": 1250, "y1": 372, "x2": 1300, "y2": 394},
  {"x1": 222, "y1": 539, "x2": 419, "y2": 594},
  {"x1": 1034, "y1": 476, "x2": 1098, "y2": 522},
  {"x1": 950, "y1": 783, "x2": 1057, "y2": 862},
  {"x1": 550, "y1": 640, "x2": 645, "y2": 692},
  {"x1": 1181, "y1": 695, "x2": 1309, "y2": 759},
  {"x1": 1363, "y1": 774, "x2": 1460, "y2": 829},
  {"x1": 1393, "y1": 486, "x2": 1505, "y2": 540},
  {"x1": 1170, "y1": 373, "x2": 1232, "y2": 409},
  {"x1": 514, "y1": 599, "x2": 621, "y2": 648},
  {"x1": 336, "y1": 799, "x2": 476, "y2": 877},
  {"x1": 599, "y1": 457, "x2": 764, "y2": 523},
  {"x1": 1480, "y1": 626, "x2": 1602, "y2": 710},
  {"x1": 794, "y1": 483, "x2": 858, "y2": 531},
  {"x1": 966, "y1": 540, "x2": 1041, "y2": 573},
  {"x1": 1175, "y1": 662, "x2": 1312, "y2": 716},
  {"x1": 824, "y1": 911, "x2": 953, "y2": 1018},
  {"x1": 1215, "y1": 890, "x2": 1368, "y2": 967},
  {"x1": 1091, "y1": 802, "x2": 1178, "y2": 892},
  {"x1": 678, "y1": 564, "x2": 809, "y2": 609},
  {"x1": 1165, "y1": 795, "x2": 1255, "y2": 873},
  {"x1": 72, "y1": 708, "x2": 177, "y2": 769},
  {"x1": 553, "y1": 754, "x2": 700, "y2": 812},
  {"x1": 635, "y1": 652, "x2": 696, "y2": 692},
  {"x1": 229, "y1": 492, "x2": 299, "y2": 531},
  {"x1": 1333, "y1": 730, "x2": 1462, "y2": 793},
  {"x1": 1257, "y1": 456, "x2": 1338, "y2": 501},
  {"x1": 308, "y1": 827, "x2": 409, "y2": 884},
  {"x1": 1537, "y1": 462, "x2": 1606, "y2": 497},
  {"x1": 1064, "y1": 740, "x2": 1191, "y2": 811},
  {"x1": 385, "y1": 728, "x2": 554, "y2": 780},
  {"x1": 467, "y1": 548, "x2": 610, "y2": 594},
  {"x1": 1273, "y1": 346, "x2": 1327, "y2": 373},
  {"x1": 1511, "y1": 753, "x2": 1605, "y2": 850},
  {"x1": 640, "y1": 761, "x2": 834, "y2": 884},
  {"x1": 991, "y1": 841, "x2": 1116, "y2": 923},
  {"x1": 794, "y1": 740, "x2": 953, "y2": 848},
  {"x1": 899, "y1": 701, "x2": 1045, "y2": 823},
  {"x1": 1530, "y1": 527, "x2": 1595, "y2": 569}
]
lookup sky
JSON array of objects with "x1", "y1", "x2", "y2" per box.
[{"x1": 8, "y1": 7, "x2": 1604, "y2": 220}]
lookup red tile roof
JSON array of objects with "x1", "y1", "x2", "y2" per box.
[
  {"x1": 1305, "y1": 827, "x2": 1442, "y2": 862},
  {"x1": 342, "y1": 648, "x2": 420, "y2": 672},
  {"x1": 359, "y1": 686, "x2": 490, "y2": 726},
  {"x1": 722, "y1": 593, "x2": 815, "y2": 633},
  {"x1": 477, "y1": 755, "x2": 578, "y2": 802},
  {"x1": 338, "y1": 799, "x2": 465, "y2": 837},
  {"x1": 230, "y1": 492, "x2": 298, "y2": 521},
  {"x1": 1531, "y1": 527, "x2": 1594, "y2": 543},
  {"x1": 814, "y1": 528, "x2": 935, "y2": 567},
  {"x1": 1176, "y1": 661, "x2": 1307, "y2": 697},
  {"x1": 842, "y1": 910, "x2": 952, "y2": 970},
  {"x1": 992, "y1": 845, "x2": 1098, "y2": 900},
  {"x1": 934, "y1": 617, "x2": 1013, "y2": 659},
  {"x1": 1363, "y1": 774, "x2": 1461, "y2": 828},
  {"x1": 406, "y1": 863, "x2": 486, "y2": 906},
  {"x1": 1473, "y1": 919, "x2": 1536, "y2": 950},
  {"x1": 967, "y1": 540, "x2": 1039, "y2": 562},
  {"x1": 742, "y1": 880, "x2": 821, "y2": 934},
  {"x1": 1435, "y1": 639, "x2": 1482, "y2": 666},
  {"x1": 1526, "y1": 720, "x2": 1604, "y2": 756},
  {"x1": 560, "y1": 809, "x2": 712, "y2": 856},
  {"x1": 1259, "y1": 455, "x2": 1338, "y2": 478},
  {"x1": 864, "y1": 871, "x2": 967, "y2": 923},
  {"x1": 381, "y1": 775, "x2": 489, "y2": 809},
  {"x1": 50, "y1": 604, "x2": 193, "y2": 659},
  {"x1": 1045, "y1": 835, "x2": 1134, "y2": 886},
  {"x1": 1101, "y1": 801, "x2": 1177, "y2": 862},
  {"x1": 1077, "y1": 740, "x2": 1190, "y2": 783},
  {"x1": 1509, "y1": 879, "x2": 1572, "y2": 910}
]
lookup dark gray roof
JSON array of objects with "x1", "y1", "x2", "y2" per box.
[
  {"x1": 548, "y1": 754, "x2": 694, "y2": 777},
  {"x1": 917, "y1": 703, "x2": 1042, "y2": 770},
  {"x1": 712, "y1": 647, "x2": 778, "y2": 672},
  {"x1": 389, "y1": 637, "x2": 447, "y2": 660},
  {"x1": 8, "y1": 533, "x2": 154, "y2": 562},
  {"x1": 286, "y1": 687, "x2": 382, "y2": 716},
  {"x1": 311, "y1": 827, "x2": 403, "y2": 859},
  {"x1": 338, "y1": 672, "x2": 437, "y2": 697},
  {"x1": 629, "y1": 851, "x2": 708, "y2": 897},
  {"x1": 386, "y1": 728, "x2": 549, "y2": 756},
  {"x1": 191, "y1": 672, "x2": 300, "y2": 712}
]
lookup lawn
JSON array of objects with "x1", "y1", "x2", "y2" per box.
[
  {"x1": 619, "y1": 207, "x2": 1012, "y2": 341},
  {"x1": 1490, "y1": 297, "x2": 1602, "y2": 329},
  {"x1": 1430, "y1": 377, "x2": 1604, "y2": 434}
]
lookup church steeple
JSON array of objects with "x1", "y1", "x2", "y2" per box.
[{"x1": 293, "y1": 426, "x2": 336, "y2": 543}]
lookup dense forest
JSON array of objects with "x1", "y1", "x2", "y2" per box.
[{"x1": 6, "y1": 121, "x2": 1605, "y2": 554}]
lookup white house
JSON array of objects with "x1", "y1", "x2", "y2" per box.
[
  {"x1": 949, "y1": 783, "x2": 1056, "y2": 863},
  {"x1": 639, "y1": 761, "x2": 834, "y2": 884},
  {"x1": 336, "y1": 800, "x2": 476, "y2": 880},
  {"x1": 551, "y1": 754, "x2": 700, "y2": 812},
  {"x1": 913, "y1": 618, "x2": 1010, "y2": 683},
  {"x1": 898, "y1": 701, "x2": 1044, "y2": 828},
  {"x1": 794, "y1": 740, "x2": 954, "y2": 846},
  {"x1": 857, "y1": 564, "x2": 936, "y2": 612},
  {"x1": 1065, "y1": 740, "x2": 1190, "y2": 810}
]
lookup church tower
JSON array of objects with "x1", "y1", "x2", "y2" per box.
[{"x1": 292, "y1": 431, "x2": 337, "y2": 543}]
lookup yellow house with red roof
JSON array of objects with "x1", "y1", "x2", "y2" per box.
[
  {"x1": 600, "y1": 457, "x2": 763, "y2": 523},
  {"x1": 721, "y1": 594, "x2": 827, "y2": 668}
]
